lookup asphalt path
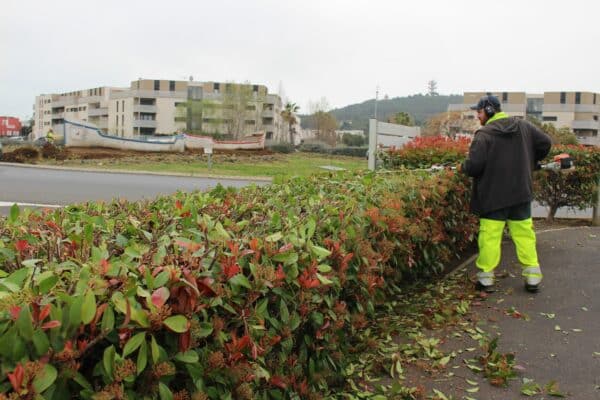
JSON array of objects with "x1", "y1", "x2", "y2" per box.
[{"x1": 0, "y1": 164, "x2": 268, "y2": 215}]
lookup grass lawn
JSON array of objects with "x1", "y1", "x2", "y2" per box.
[{"x1": 49, "y1": 152, "x2": 368, "y2": 180}]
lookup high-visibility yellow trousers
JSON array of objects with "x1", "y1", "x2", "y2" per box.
[{"x1": 476, "y1": 217, "x2": 542, "y2": 279}]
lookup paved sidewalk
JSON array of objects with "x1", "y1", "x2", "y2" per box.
[{"x1": 460, "y1": 226, "x2": 600, "y2": 399}]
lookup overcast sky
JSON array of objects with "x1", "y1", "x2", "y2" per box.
[{"x1": 1, "y1": 0, "x2": 599, "y2": 119}]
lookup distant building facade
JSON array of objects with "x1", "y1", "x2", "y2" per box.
[
  {"x1": 449, "y1": 91, "x2": 600, "y2": 146},
  {"x1": 33, "y1": 79, "x2": 285, "y2": 141}
]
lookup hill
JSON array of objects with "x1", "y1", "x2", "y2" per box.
[{"x1": 301, "y1": 94, "x2": 463, "y2": 132}]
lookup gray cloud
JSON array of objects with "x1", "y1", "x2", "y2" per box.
[{"x1": 1, "y1": 0, "x2": 598, "y2": 119}]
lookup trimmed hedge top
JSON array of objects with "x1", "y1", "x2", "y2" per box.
[{"x1": 0, "y1": 171, "x2": 476, "y2": 399}]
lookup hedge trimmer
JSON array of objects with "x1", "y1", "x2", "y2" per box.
[{"x1": 539, "y1": 153, "x2": 574, "y2": 171}]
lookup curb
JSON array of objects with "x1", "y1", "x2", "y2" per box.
[{"x1": 0, "y1": 162, "x2": 273, "y2": 182}]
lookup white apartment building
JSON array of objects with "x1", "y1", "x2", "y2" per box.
[
  {"x1": 33, "y1": 79, "x2": 286, "y2": 141},
  {"x1": 449, "y1": 91, "x2": 600, "y2": 146}
]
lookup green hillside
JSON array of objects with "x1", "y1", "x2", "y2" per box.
[{"x1": 302, "y1": 94, "x2": 463, "y2": 131}]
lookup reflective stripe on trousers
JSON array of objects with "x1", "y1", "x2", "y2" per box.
[{"x1": 476, "y1": 217, "x2": 542, "y2": 277}]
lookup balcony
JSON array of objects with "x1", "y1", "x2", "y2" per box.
[
  {"x1": 133, "y1": 105, "x2": 157, "y2": 113},
  {"x1": 88, "y1": 107, "x2": 108, "y2": 116},
  {"x1": 577, "y1": 136, "x2": 600, "y2": 146},
  {"x1": 133, "y1": 119, "x2": 156, "y2": 128},
  {"x1": 51, "y1": 112, "x2": 65, "y2": 119}
]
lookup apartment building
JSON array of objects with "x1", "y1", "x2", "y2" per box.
[
  {"x1": 448, "y1": 91, "x2": 600, "y2": 145},
  {"x1": 33, "y1": 79, "x2": 285, "y2": 141}
]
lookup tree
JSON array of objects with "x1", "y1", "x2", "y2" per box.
[
  {"x1": 175, "y1": 99, "x2": 218, "y2": 136},
  {"x1": 221, "y1": 82, "x2": 258, "y2": 139},
  {"x1": 308, "y1": 98, "x2": 338, "y2": 146},
  {"x1": 427, "y1": 80, "x2": 439, "y2": 96},
  {"x1": 423, "y1": 111, "x2": 478, "y2": 137},
  {"x1": 280, "y1": 102, "x2": 300, "y2": 144},
  {"x1": 527, "y1": 116, "x2": 578, "y2": 145},
  {"x1": 390, "y1": 111, "x2": 414, "y2": 126}
]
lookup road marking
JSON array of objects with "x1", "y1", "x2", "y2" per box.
[{"x1": 0, "y1": 201, "x2": 61, "y2": 208}]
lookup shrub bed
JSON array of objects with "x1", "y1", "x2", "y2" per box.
[
  {"x1": 0, "y1": 171, "x2": 476, "y2": 399},
  {"x1": 298, "y1": 143, "x2": 368, "y2": 158},
  {"x1": 383, "y1": 136, "x2": 600, "y2": 221},
  {"x1": 533, "y1": 145, "x2": 600, "y2": 220}
]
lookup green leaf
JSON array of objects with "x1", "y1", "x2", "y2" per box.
[
  {"x1": 308, "y1": 242, "x2": 331, "y2": 261},
  {"x1": 123, "y1": 332, "x2": 146, "y2": 357},
  {"x1": 137, "y1": 341, "x2": 148, "y2": 375},
  {"x1": 279, "y1": 299, "x2": 290, "y2": 324},
  {"x1": 196, "y1": 322, "x2": 213, "y2": 339},
  {"x1": 9, "y1": 204, "x2": 20, "y2": 223},
  {"x1": 317, "y1": 264, "x2": 332, "y2": 273},
  {"x1": 229, "y1": 274, "x2": 251, "y2": 289},
  {"x1": 36, "y1": 271, "x2": 59, "y2": 294},
  {"x1": 151, "y1": 335, "x2": 160, "y2": 363},
  {"x1": 32, "y1": 329, "x2": 50, "y2": 356},
  {"x1": 68, "y1": 295, "x2": 83, "y2": 330},
  {"x1": 163, "y1": 315, "x2": 189, "y2": 333},
  {"x1": 103, "y1": 345, "x2": 116, "y2": 380},
  {"x1": 316, "y1": 273, "x2": 333, "y2": 285},
  {"x1": 158, "y1": 382, "x2": 173, "y2": 400},
  {"x1": 265, "y1": 232, "x2": 283, "y2": 242},
  {"x1": 175, "y1": 350, "x2": 199, "y2": 363},
  {"x1": 101, "y1": 305, "x2": 115, "y2": 332},
  {"x1": 17, "y1": 306, "x2": 34, "y2": 340},
  {"x1": 32, "y1": 364, "x2": 57, "y2": 394},
  {"x1": 81, "y1": 290, "x2": 97, "y2": 325},
  {"x1": 73, "y1": 372, "x2": 93, "y2": 391}
]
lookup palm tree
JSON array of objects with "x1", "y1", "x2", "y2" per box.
[{"x1": 281, "y1": 102, "x2": 300, "y2": 145}]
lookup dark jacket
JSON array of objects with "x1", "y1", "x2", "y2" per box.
[{"x1": 461, "y1": 116, "x2": 552, "y2": 216}]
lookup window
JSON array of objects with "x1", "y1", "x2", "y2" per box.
[
  {"x1": 575, "y1": 92, "x2": 581, "y2": 104},
  {"x1": 122, "y1": 100, "x2": 125, "y2": 111},
  {"x1": 266, "y1": 132, "x2": 273, "y2": 139},
  {"x1": 117, "y1": 101, "x2": 119, "y2": 112},
  {"x1": 560, "y1": 92, "x2": 566, "y2": 104},
  {"x1": 214, "y1": 83, "x2": 220, "y2": 91},
  {"x1": 594, "y1": 115, "x2": 598, "y2": 121},
  {"x1": 169, "y1": 81, "x2": 175, "y2": 91},
  {"x1": 253, "y1": 85, "x2": 259, "y2": 93},
  {"x1": 543, "y1": 116, "x2": 557, "y2": 121},
  {"x1": 154, "y1": 80, "x2": 160, "y2": 91},
  {"x1": 594, "y1": 94, "x2": 597, "y2": 104},
  {"x1": 116, "y1": 115, "x2": 119, "y2": 126},
  {"x1": 121, "y1": 115, "x2": 124, "y2": 126},
  {"x1": 502, "y1": 92, "x2": 508, "y2": 102}
]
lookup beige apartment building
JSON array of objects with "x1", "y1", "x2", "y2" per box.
[
  {"x1": 33, "y1": 79, "x2": 285, "y2": 141},
  {"x1": 449, "y1": 91, "x2": 600, "y2": 145}
]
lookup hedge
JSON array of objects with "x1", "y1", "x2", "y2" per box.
[
  {"x1": 0, "y1": 170, "x2": 476, "y2": 399},
  {"x1": 383, "y1": 135, "x2": 600, "y2": 221}
]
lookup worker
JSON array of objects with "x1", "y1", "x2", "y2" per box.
[
  {"x1": 46, "y1": 129, "x2": 56, "y2": 144},
  {"x1": 461, "y1": 95, "x2": 552, "y2": 293}
]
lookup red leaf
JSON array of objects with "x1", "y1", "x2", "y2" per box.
[
  {"x1": 100, "y1": 259, "x2": 110, "y2": 275},
  {"x1": 151, "y1": 287, "x2": 170, "y2": 309},
  {"x1": 41, "y1": 320, "x2": 61, "y2": 330},
  {"x1": 175, "y1": 239, "x2": 201, "y2": 252},
  {"x1": 15, "y1": 240, "x2": 29, "y2": 253},
  {"x1": 7, "y1": 364, "x2": 24, "y2": 392},
  {"x1": 277, "y1": 243, "x2": 293, "y2": 253},
  {"x1": 223, "y1": 262, "x2": 241, "y2": 280},
  {"x1": 197, "y1": 277, "x2": 217, "y2": 297},
  {"x1": 39, "y1": 304, "x2": 52, "y2": 322},
  {"x1": 270, "y1": 375, "x2": 288, "y2": 389},
  {"x1": 275, "y1": 265, "x2": 286, "y2": 281},
  {"x1": 179, "y1": 330, "x2": 191, "y2": 352},
  {"x1": 9, "y1": 305, "x2": 21, "y2": 320},
  {"x1": 175, "y1": 200, "x2": 183, "y2": 210}
]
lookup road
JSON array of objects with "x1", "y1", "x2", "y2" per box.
[{"x1": 0, "y1": 164, "x2": 268, "y2": 215}]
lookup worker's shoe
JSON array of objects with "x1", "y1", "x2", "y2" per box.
[
  {"x1": 523, "y1": 266, "x2": 542, "y2": 293},
  {"x1": 475, "y1": 271, "x2": 495, "y2": 293}
]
